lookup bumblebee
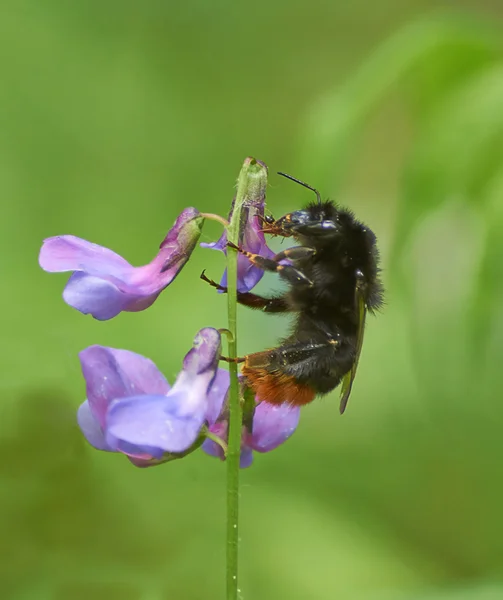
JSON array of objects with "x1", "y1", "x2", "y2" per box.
[{"x1": 202, "y1": 172, "x2": 383, "y2": 413}]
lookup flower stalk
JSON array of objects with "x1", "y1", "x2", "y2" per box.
[{"x1": 225, "y1": 157, "x2": 268, "y2": 600}]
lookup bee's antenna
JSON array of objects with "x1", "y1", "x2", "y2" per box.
[{"x1": 277, "y1": 171, "x2": 322, "y2": 205}]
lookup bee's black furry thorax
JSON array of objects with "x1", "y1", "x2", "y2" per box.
[{"x1": 288, "y1": 200, "x2": 383, "y2": 316}]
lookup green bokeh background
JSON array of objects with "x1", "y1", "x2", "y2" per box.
[{"x1": 2, "y1": 2, "x2": 503, "y2": 599}]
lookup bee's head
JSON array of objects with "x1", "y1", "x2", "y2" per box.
[
  {"x1": 274, "y1": 202, "x2": 341, "y2": 240},
  {"x1": 274, "y1": 172, "x2": 342, "y2": 241}
]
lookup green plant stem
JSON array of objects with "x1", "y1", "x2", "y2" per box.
[
  {"x1": 225, "y1": 232, "x2": 240, "y2": 600},
  {"x1": 225, "y1": 157, "x2": 267, "y2": 600}
]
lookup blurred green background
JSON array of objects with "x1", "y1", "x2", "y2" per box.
[{"x1": 2, "y1": 1, "x2": 503, "y2": 599}]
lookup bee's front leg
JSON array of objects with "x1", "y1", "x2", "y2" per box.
[
  {"x1": 200, "y1": 270, "x2": 291, "y2": 312},
  {"x1": 226, "y1": 242, "x2": 314, "y2": 287}
]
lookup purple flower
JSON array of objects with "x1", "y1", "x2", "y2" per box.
[
  {"x1": 202, "y1": 400, "x2": 300, "y2": 468},
  {"x1": 39, "y1": 208, "x2": 204, "y2": 320},
  {"x1": 201, "y1": 161, "x2": 274, "y2": 293},
  {"x1": 77, "y1": 328, "x2": 226, "y2": 467}
]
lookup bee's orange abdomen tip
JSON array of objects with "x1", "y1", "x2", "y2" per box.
[{"x1": 242, "y1": 365, "x2": 315, "y2": 406}]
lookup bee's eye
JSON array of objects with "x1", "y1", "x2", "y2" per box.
[
  {"x1": 321, "y1": 220, "x2": 338, "y2": 231},
  {"x1": 264, "y1": 215, "x2": 274, "y2": 224}
]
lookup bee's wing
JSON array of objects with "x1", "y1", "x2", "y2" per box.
[{"x1": 339, "y1": 283, "x2": 367, "y2": 414}]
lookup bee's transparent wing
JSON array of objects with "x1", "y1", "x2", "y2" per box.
[{"x1": 339, "y1": 276, "x2": 367, "y2": 414}]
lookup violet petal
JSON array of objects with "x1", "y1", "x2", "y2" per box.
[
  {"x1": 64, "y1": 273, "x2": 130, "y2": 321},
  {"x1": 79, "y1": 345, "x2": 170, "y2": 427},
  {"x1": 77, "y1": 400, "x2": 114, "y2": 452},
  {"x1": 249, "y1": 402, "x2": 300, "y2": 452},
  {"x1": 113, "y1": 439, "x2": 165, "y2": 460},
  {"x1": 201, "y1": 437, "x2": 223, "y2": 460},
  {"x1": 40, "y1": 208, "x2": 203, "y2": 319},
  {"x1": 205, "y1": 368, "x2": 230, "y2": 425},
  {"x1": 106, "y1": 393, "x2": 207, "y2": 454},
  {"x1": 240, "y1": 446, "x2": 254, "y2": 468},
  {"x1": 181, "y1": 327, "x2": 222, "y2": 379},
  {"x1": 39, "y1": 235, "x2": 131, "y2": 277}
]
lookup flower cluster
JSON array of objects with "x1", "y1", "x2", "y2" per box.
[{"x1": 40, "y1": 159, "x2": 300, "y2": 468}]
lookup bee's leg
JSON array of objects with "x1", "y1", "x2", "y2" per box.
[
  {"x1": 219, "y1": 355, "x2": 246, "y2": 364},
  {"x1": 227, "y1": 242, "x2": 315, "y2": 264},
  {"x1": 226, "y1": 242, "x2": 313, "y2": 287},
  {"x1": 200, "y1": 270, "x2": 291, "y2": 312},
  {"x1": 199, "y1": 270, "x2": 226, "y2": 291},
  {"x1": 259, "y1": 215, "x2": 294, "y2": 238},
  {"x1": 272, "y1": 246, "x2": 316, "y2": 262}
]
